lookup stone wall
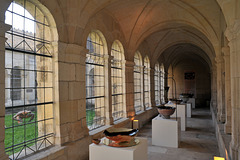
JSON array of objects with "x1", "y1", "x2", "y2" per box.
[{"x1": 167, "y1": 59, "x2": 211, "y2": 108}]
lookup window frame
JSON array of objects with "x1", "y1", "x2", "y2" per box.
[
  {"x1": 143, "y1": 56, "x2": 151, "y2": 109},
  {"x1": 111, "y1": 40, "x2": 125, "y2": 121},
  {"x1": 4, "y1": 1, "x2": 55, "y2": 159},
  {"x1": 134, "y1": 51, "x2": 143, "y2": 113},
  {"x1": 85, "y1": 31, "x2": 107, "y2": 130}
]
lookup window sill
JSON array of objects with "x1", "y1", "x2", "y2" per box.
[
  {"x1": 23, "y1": 145, "x2": 66, "y2": 160},
  {"x1": 89, "y1": 125, "x2": 111, "y2": 136},
  {"x1": 135, "y1": 110, "x2": 145, "y2": 115},
  {"x1": 146, "y1": 107, "x2": 153, "y2": 111},
  {"x1": 89, "y1": 118, "x2": 130, "y2": 137},
  {"x1": 114, "y1": 117, "x2": 129, "y2": 125}
]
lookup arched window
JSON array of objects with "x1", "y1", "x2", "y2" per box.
[
  {"x1": 111, "y1": 41, "x2": 125, "y2": 121},
  {"x1": 160, "y1": 64, "x2": 165, "y2": 103},
  {"x1": 5, "y1": 1, "x2": 54, "y2": 158},
  {"x1": 86, "y1": 31, "x2": 107, "y2": 130},
  {"x1": 134, "y1": 51, "x2": 143, "y2": 113},
  {"x1": 154, "y1": 63, "x2": 160, "y2": 105},
  {"x1": 144, "y1": 56, "x2": 151, "y2": 109}
]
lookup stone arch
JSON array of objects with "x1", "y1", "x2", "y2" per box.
[{"x1": 81, "y1": 11, "x2": 126, "y2": 56}]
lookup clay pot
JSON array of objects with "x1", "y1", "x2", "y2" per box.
[
  {"x1": 103, "y1": 128, "x2": 139, "y2": 147},
  {"x1": 179, "y1": 94, "x2": 189, "y2": 103},
  {"x1": 92, "y1": 139, "x2": 101, "y2": 145},
  {"x1": 169, "y1": 98, "x2": 182, "y2": 104},
  {"x1": 157, "y1": 106, "x2": 176, "y2": 119}
]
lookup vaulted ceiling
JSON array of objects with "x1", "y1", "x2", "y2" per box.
[{"x1": 39, "y1": 0, "x2": 227, "y2": 68}]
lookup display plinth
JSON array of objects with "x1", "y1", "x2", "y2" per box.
[
  {"x1": 152, "y1": 116, "x2": 180, "y2": 148},
  {"x1": 89, "y1": 137, "x2": 148, "y2": 160},
  {"x1": 170, "y1": 104, "x2": 186, "y2": 131},
  {"x1": 188, "y1": 98, "x2": 195, "y2": 108},
  {"x1": 186, "y1": 103, "x2": 192, "y2": 118}
]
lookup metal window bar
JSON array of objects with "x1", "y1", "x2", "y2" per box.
[
  {"x1": 4, "y1": 1, "x2": 54, "y2": 159},
  {"x1": 86, "y1": 32, "x2": 106, "y2": 130}
]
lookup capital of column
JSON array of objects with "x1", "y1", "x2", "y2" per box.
[
  {"x1": 145, "y1": 67, "x2": 151, "y2": 71},
  {"x1": 0, "y1": 22, "x2": 11, "y2": 37},
  {"x1": 225, "y1": 19, "x2": 240, "y2": 42},
  {"x1": 125, "y1": 60, "x2": 135, "y2": 68},
  {"x1": 104, "y1": 54, "x2": 113, "y2": 60},
  {"x1": 150, "y1": 68, "x2": 155, "y2": 73},
  {"x1": 58, "y1": 42, "x2": 88, "y2": 57},
  {"x1": 222, "y1": 46, "x2": 230, "y2": 57},
  {"x1": 215, "y1": 56, "x2": 224, "y2": 64}
]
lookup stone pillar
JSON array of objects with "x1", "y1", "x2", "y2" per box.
[
  {"x1": 215, "y1": 56, "x2": 225, "y2": 122},
  {"x1": 211, "y1": 67, "x2": 218, "y2": 110},
  {"x1": 55, "y1": 42, "x2": 89, "y2": 145},
  {"x1": 164, "y1": 72, "x2": 168, "y2": 102},
  {"x1": 104, "y1": 55, "x2": 113, "y2": 125},
  {"x1": 222, "y1": 46, "x2": 231, "y2": 134},
  {"x1": 0, "y1": 22, "x2": 11, "y2": 160},
  {"x1": 125, "y1": 60, "x2": 135, "y2": 118},
  {"x1": 150, "y1": 68, "x2": 156, "y2": 107},
  {"x1": 225, "y1": 19, "x2": 240, "y2": 160}
]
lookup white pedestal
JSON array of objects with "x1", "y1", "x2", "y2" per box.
[
  {"x1": 171, "y1": 104, "x2": 186, "y2": 131},
  {"x1": 188, "y1": 98, "x2": 195, "y2": 108},
  {"x1": 89, "y1": 137, "x2": 148, "y2": 160},
  {"x1": 152, "y1": 116, "x2": 180, "y2": 148},
  {"x1": 186, "y1": 103, "x2": 192, "y2": 118}
]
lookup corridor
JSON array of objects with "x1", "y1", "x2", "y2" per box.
[{"x1": 138, "y1": 108, "x2": 219, "y2": 160}]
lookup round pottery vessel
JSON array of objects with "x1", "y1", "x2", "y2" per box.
[
  {"x1": 169, "y1": 98, "x2": 182, "y2": 104},
  {"x1": 103, "y1": 128, "x2": 139, "y2": 147},
  {"x1": 157, "y1": 106, "x2": 176, "y2": 119},
  {"x1": 179, "y1": 94, "x2": 192, "y2": 103}
]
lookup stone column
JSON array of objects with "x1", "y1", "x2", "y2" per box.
[
  {"x1": 215, "y1": 56, "x2": 225, "y2": 122},
  {"x1": 222, "y1": 46, "x2": 231, "y2": 134},
  {"x1": 164, "y1": 72, "x2": 168, "y2": 102},
  {"x1": 55, "y1": 42, "x2": 89, "y2": 145},
  {"x1": 125, "y1": 60, "x2": 135, "y2": 118},
  {"x1": 225, "y1": 19, "x2": 240, "y2": 160},
  {"x1": 150, "y1": 68, "x2": 156, "y2": 107},
  {"x1": 104, "y1": 55, "x2": 113, "y2": 125},
  {"x1": 211, "y1": 67, "x2": 218, "y2": 111},
  {"x1": 0, "y1": 22, "x2": 11, "y2": 160}
]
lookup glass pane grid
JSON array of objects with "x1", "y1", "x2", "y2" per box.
[
  {"x1": 144, "y1": 58, "x2": 150, "y2": 109},
  {"x1": 111, "y1": 42, "x2": 124, "y2": 121},
  {"x1": 5, "y1": 1, "x2": 54, "y2": 159},
  {"x1": 134, "y1": 52, "x2": 143, "y2": 112},
  {"x1": 86, "y1": 32, "x2": 106, "y2": 130},
  {"x1": 154, "y1": 64, "x2": 160, "y2": 105},
  {"x1": 160, "y1": 67, "x2": 165, "y2": 103}
]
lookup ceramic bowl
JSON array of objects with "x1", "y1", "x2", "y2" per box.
[
  {"x1": 103, "y1": 128, "x2": 139, "y2": 146},
  {"x1": 157, "y1": 106, "x2": 176, "y2": 119}
]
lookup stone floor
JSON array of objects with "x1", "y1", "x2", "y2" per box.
[{"x1": 138, "y1": 108, "x2": 219, "y2": 160}]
